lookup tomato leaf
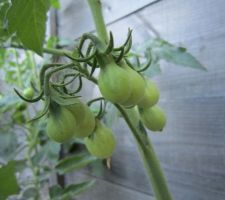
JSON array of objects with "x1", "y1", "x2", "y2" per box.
[
  {"x1": 7, "y1": 0, "x2": 50, "y2": 55},
  {"x1": 50, "y1": 180, "x2": 95, "y2": 200},
  {"x1": 55, "y1": 152, "x2": 98, "y2": 174},
  {"x1": 146, "y1": 38, "x2": 206, "y2": 70},
  {"x1": 0, "y1": 161, "x2": 20, "y2": 200},
  {"x1": 50, "y1": 0, "x2": 60, "y2": 9}
]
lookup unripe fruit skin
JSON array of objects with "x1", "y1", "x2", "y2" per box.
[
  {"x1": 13, "y1": 112, "x2": 26, "y2": 124},
  {"x1": 98, "y1": 63, "x2": 131, "y2": 104},
  {"x1": 16, "y1": 102, "x2": 27, "y2": 111},
  {"x1": 66, "y1": 101, "x2": 95, "y2": 138},
  {"x1": 140, "y1": 105, "x2": 166, "y2": 132},
  {"x1": 84, "y1": 121, "x2": 116, "y2": 159},
  {"x1": 47, "y1": 107, "x2": 76, "y2": 143},
  {"x1": 138, "y1": 80, "x2": 160, "y2": 108},
  {"x1": 121, "y1": 64, "x2": 145, "y2": 107},
  {"x1": 23, "y1": 88, "x2": 34, "y2": 99}
]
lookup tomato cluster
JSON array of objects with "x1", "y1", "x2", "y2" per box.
[
  {"x1": 46, "y1": 100, "x2": 116, "y2": 159},
  {"x1": 97, "y1": 56, "x2": 166, "y2": 132}
]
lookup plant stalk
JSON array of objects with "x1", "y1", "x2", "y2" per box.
[
  {"x1": 87, "y1": 0, "x2": 173, "y2": 199},
  {"x1": 87, "y1": 0, "x2": 109, "y2": 44}
]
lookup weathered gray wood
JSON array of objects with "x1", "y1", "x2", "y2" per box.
[
  {"x1": 59, "y1": 0, "x2": 157, "y2": 39},
  {"x1": 59, "y1": 0, "x2": 225, "y2": 199}
]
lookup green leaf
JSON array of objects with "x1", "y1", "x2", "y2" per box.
[
  {"x1": 7, "y1": 0, "x2": 50, "y2": 55},
  {"x1": 0, "y1": 132, "x2": 18, "y2": 162},
  {"x1": 143, "y1": 58, "x2": 161, "y2": 78},
  {"x1": 0, "y1": 94, "x2": 20, "y2": 112},
  {"x1": 50, "y1": 0, "x2": 60, "y2": 9},
  {"x1": 146, "y1": 38, "x2": 206, "y2": 70},
  {"x1": 50, "y1": 180, "x2": 95, "y2": 200},
  {"x1": 55, "y1": 152, "x2": 98, "y2": 174},
  {"x1": 0, "y1": 161, "x2": 20, "y2": 200}
]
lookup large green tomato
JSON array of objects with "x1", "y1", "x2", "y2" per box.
[
  {"x1": 140, "y1": 105, "x2": 166, "y2": 132},
  {"x1": 98, "y1": 62, "x2": 131, "y2": 104},
  {"x1": 84, "y1": 120, "x2": 116, "y2": 159},
  {"x1": 120, "y1": 62, "x2": 145, "y2": 107},
  {"x1": 47, "y1": 107, "x2": 76, "y2": 143},
  {"x1": 138, "y1": 80, "x2": 159, "y2": 108},
  {"x1": 66, "y1": 101, "x2": 95, "y2": 138},
  {"x1": 23, "y1": 87, "x2": 34, "y2": 99}
]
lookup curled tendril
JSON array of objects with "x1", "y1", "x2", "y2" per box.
[
  {"x1": 43, "y1": 63, "x2": 75, "y2": 96},
  {"x1": 104, "y1": 31, "x2": 114, "y2": 54},
  {"x1": 65, "y1": 47, "x2": 97, "y2": 62},
  {"x1": 50, "y1": 73, "x2": 79, "y2": 87},
  {"x1": 115, "y1": 47, "x2": 125, "y2": 63},
  {"x1": 89, "y1": 58, "x2": 97, "y2": 78},
  {"x1": 137, "y1": 53, "x2": 152, "y2": 73},
  {"x1": 124, "y1": 58, "x2": 136, "y2": 70},
  {"x1": 68, "y1": 75, "x2": 83, "y2": 95},
  {"x1": 97, "y1": 100, "x2": 107, "y2": 119},
  {"x1": 14, "y1": 88, "x2": 44, "y2": 103},
  {"x1": 113, "y1": 28, "x2": 132, "y2": 51},
  {"x1": 40, "y1": 63, "x2": 63, "y2": 87},
  {"x1": 87, "y1": 97, "x2": 105, "y2": 106},
  {"x1": 124, "y1": 34, "x2": 132, "y2": 55},
  {"x1": 28, "y1": 97, "x2": 50, "y2": 123}
]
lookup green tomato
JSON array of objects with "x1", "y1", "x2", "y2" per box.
[
  {"x1": 84, "y1": 120, "x2": 116, "y2": 159},
  {"x1": 98, "y1": 62, "x2": 131, "y2": 104},
  {"x1": 16, "y1": 102, "x2": 27, "y2": 111},
  {"x1": 23, "y1": 88, "x2": 34, "y2": 99},
  {"x1": 138, "y1": 80, "x2": 160, "y2": 108},
  {"x1": 12, "y1": 111, "x2": 26, "y2": 124},
  {"x1": 140, "y1": 105, "x2": 166, "y2": 132},
  {"x1": 120, "y1": 62, "x2": 145, "y2": 107},
  {"x1": 66, "y1": 101, "x2": 95, "y2": 138},
  {"x1": 47, "y1": 107, "x2": 76, "y2": 143}
]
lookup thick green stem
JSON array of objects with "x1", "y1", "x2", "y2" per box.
[
  {"x1": 87, "y1": 0, "x2": 109, "y2": 44},
  {"x1": 87, "y1": 1, "x2": 173, "y2": 199},
  {"x1": 115, "y1": 104, "x2": 173, "y2": 200}
]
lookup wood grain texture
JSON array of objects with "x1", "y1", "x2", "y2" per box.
[{"x1": 59, "y1": 0, "x2": 225, "y2": 199}]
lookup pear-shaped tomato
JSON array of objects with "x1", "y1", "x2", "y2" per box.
[
  {"x1": 47, "y1": 107, "x2": 76, "y2": 143},
  {"x1": 140, "y1": 105, "x2": 166, "y2": 132},
  {"x1": 66, "y1": 101, "x2": 95, "y2": 138},
  {"x1": 98, "y1": 61, "x2": 131, "y2": 104},
  {"x1": 84, "y1": 120, "x2": 116, "y2": 159},
  {"x1": 138, "y1": 80, "x2": 159, "y2": 108},
  {"x1": 23, "y1": 87, "x2": 34, "y2": 99},
  {"x1": 12, "y1": 111, "x2": 26, "y2": 124},
  {"x1": 120, "y1": 62, "x2": 145, "y2": 107},
  {"x1": 125, "y1": 106, "x2": 140, "y2": 127}
]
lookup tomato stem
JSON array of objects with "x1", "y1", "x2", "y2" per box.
[
  {"x1": 87, "y1": 0, "x2": 109, "y2": 44},
  {"x1": 114, "y1": 104, "x2": 173, "y2": 200},
  {"x1": 87, "y1": 1, "x2": 173, "y2": 199}
]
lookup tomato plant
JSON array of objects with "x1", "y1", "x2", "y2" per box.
[{"x1": 0, "y1": 0, "x2": 206, "y2": 199}]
